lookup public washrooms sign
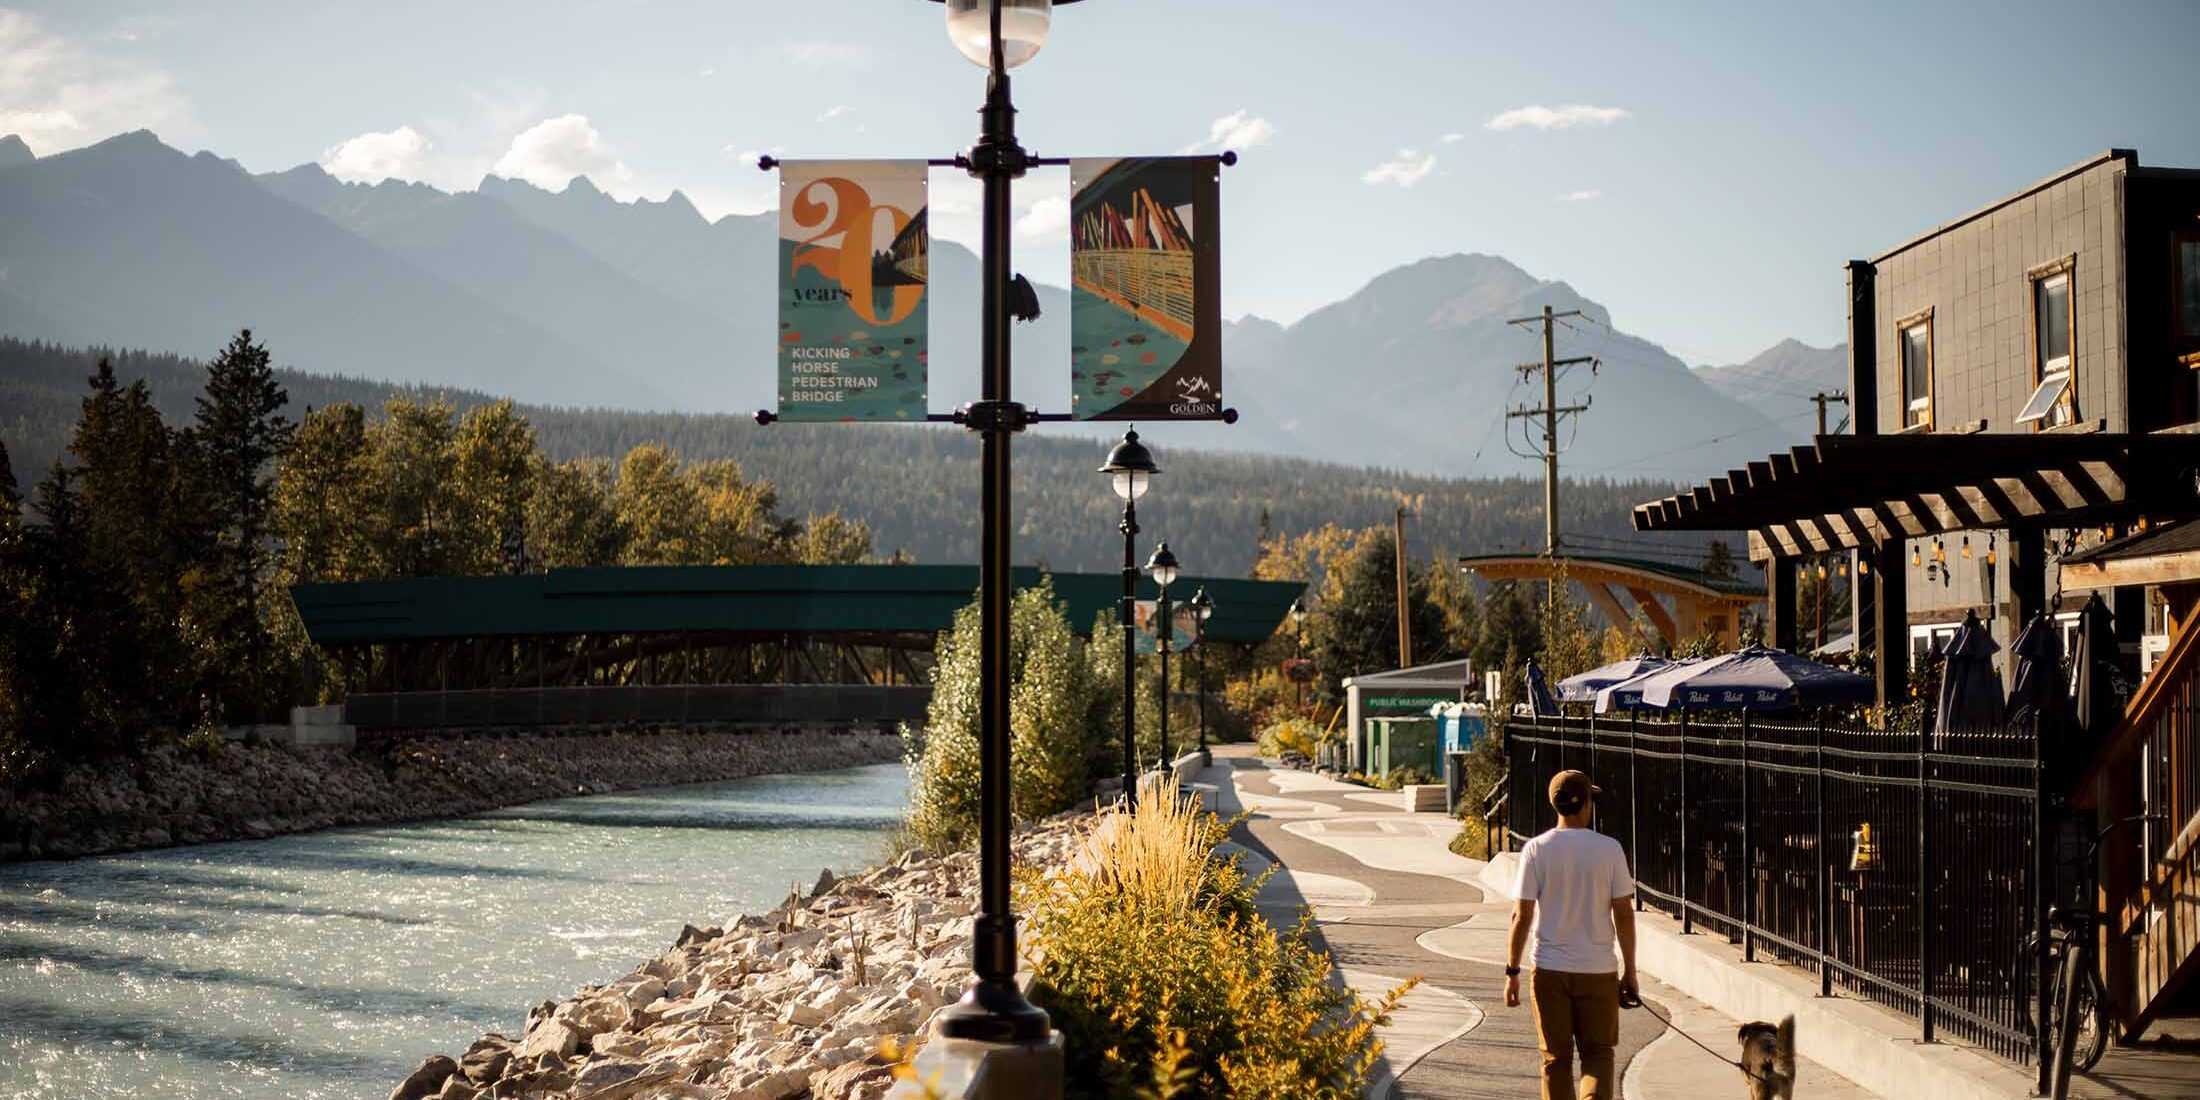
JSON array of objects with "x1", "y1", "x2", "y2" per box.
[
  {"x1": 1363, "y1": 693, "x2": 1461, "y2": 716},
  {"x1": 1069, "y1": 156, "x2": 1223, "y2": 421},
  {"x1": 775, "y1": 160, "x2": 929, "y2": 422}
]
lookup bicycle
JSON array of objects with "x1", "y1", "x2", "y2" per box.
[{"x1": 2014, "y1": 813, "x2": 2165, "y2": 1097}]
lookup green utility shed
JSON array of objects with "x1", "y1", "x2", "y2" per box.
[{"x1": 1365, "y1": 717, "x2": 1441, "y2": 779}]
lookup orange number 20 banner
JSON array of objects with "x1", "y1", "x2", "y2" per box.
[{"x1": 776, "y1": 161, "x2": 929, "y2": 422}]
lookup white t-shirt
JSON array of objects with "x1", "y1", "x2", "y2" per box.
[{"x1": 1513, "y1": 826, "x2": 1635, "y2": 974}]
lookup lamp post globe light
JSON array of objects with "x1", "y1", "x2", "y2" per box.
[
  {"x1": 920, "y1": 0, "x2": 1087, "y2": 1049},
  {"x1": 1145, "y1": 541, "x2": 1181, "y2": 774},
  {"x1": 1188, "y1": 586, "x2": 1215, "y2": 764},
  {"x1": 1099, "y1": 429, "x2": 1158, "y2": 807}
]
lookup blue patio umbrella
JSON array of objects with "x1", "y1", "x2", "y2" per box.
[
  {"x1": 1557, "y1": 655, "x2": 1674, "y2": 703},
  {"x1": 1594, "y1": 659, "x2": 1703, "y2": 713},
  {"x1": 1934, "y1": 610, "x2": 2004, "y2": 743},
  {"x1": 1637, "y1": 645, "x2": 1874, "y2": 711},
  {"x1": 1523, "y1": 658, "x2": 1559, "y2": 718}
]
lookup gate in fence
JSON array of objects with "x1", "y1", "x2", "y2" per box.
[{"x1": 1505, "y1": 713, "x2": 2057, "y2": 1066}]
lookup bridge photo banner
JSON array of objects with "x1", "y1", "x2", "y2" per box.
[
  {"x1": 775, "y1": 160, "x2": 929, "y2": 422},
  {"x1": 1070, "y1": 156, "x2": 1222, "y2": 421}
]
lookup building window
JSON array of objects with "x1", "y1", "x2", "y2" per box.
[
  {"x1": 2177, "y1": 231, "x2": 2200, "y2": 341},
  {"x1": 1899, "y1": 309, "x2": 1933, "y2": 429},
  {"x1": 2018, "y1": 260, "x2": 2076, "y2": 428}
]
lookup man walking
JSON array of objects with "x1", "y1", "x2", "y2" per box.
[{"x1": 1504, "y1": 769, "x2": 1639, "y2": 1100}]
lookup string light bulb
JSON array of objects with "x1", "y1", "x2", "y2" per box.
[
  {"x1": 1962, "y1": 535, "x2": 1973, "y2": 559},
  {"x1": 1912, "y1": 546, "x2": 1923, "y2": 567},
  {"x1": 1818, "y1": 563, "x2": 1828, "y2": 579},
  {"x1": 1858, "y1": 557, "x2": 1870, "y2": 576},
  {"x1": 1986, "y1": 534, "x2": 1996, "y2": 566},
  {"x1": 1934, "y1": 539, "x2": 1947, "y2": 563}
]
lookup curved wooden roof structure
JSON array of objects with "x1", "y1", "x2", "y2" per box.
[{"x1": 1459, "y1": 552, "x2": 1764, "y2": 649}]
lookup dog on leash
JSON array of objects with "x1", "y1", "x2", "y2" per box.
[{"x1": 1736, "y1": 1015, "x2": 1797, "y2": 1099}]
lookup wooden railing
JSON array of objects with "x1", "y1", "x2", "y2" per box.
[{"x1": 2082, "y1": 611, "x2": 2200, "y2": 1036}]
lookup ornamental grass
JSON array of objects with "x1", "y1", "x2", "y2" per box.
[{"x1": 1023, "y1": 792, "x2": 1413, "y2": 1100}]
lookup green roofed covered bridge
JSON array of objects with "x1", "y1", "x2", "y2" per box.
[{"x1": 290, "y1": 565, "x2": 1305, "y2": 733}]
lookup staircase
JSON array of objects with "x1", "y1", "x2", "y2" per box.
[{"x1": 2084, "y1": 612, "x2": 2200, "y2": 1037}]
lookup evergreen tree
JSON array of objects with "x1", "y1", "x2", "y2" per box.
[
  {"x1": 1305, "y1": 527, "x2": 1447, "y2": 694},
  {"x1": 1474, "y1": 580, "x2": 1543, "y2": 674},
  {"x1": 191, "y1": 331, "x2": 295, "y2": 719}
]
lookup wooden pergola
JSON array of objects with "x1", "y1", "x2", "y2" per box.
[
  {"x1": 1459, "y1": 553, "x2": 1762, "y2": 650},
  {"x1": 1630, "y1": 431, "x2": 2200, "y2": 709}
]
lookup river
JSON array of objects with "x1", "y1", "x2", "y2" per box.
[{"x1": 0, "y1": 761, "x2": 908, "y2": 1099}]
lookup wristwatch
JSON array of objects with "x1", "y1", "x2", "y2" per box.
[{"x1": 1504, "y1": 965, "x2": 1521, "y2": 977}]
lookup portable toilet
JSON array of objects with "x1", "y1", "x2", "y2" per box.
[{"x1": 1431, "y1": 702, "x2": 1490, "y2": 811}]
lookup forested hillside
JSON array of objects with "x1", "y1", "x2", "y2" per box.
[{"x1": 0, "y1": 338, "x2": 1715, "y2": 574}]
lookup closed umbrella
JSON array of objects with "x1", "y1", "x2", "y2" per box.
[
  {"x1": 2073, "y1": 593, "x2": 2124, "y2": 743},
  {"x1": 1558, "y1": 655, "x2": 1673, "y2": 703},
  {"x1": 1638, "y1": 645, "x2": 1874, "y2": 711},
  {"x1": 2005, "y1": 611, "x2": 2073, "y2": 772},
  {"x1": 1934, "y1": 610, "x2": 2005, "y2": 744},
  {"x1": 1523, "y1": 658, "x2": 1559, "y2": 718}
]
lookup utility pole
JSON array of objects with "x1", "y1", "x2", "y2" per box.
[
  {"x1": 1810, "y1": 389, "x2": 1850, "y2": 436},
  {"x1": 1506, "y1": 305, "x2": 1594, "y2": 556},
  {"x1": 1394, "y1": 504, "x2": 1412, "y2": 667}
]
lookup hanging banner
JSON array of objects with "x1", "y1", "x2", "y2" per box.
[
  {"x1": 776, "y1": 160, "x2": 929, "y2": 422},
  {"x1": 1070, "y1": 156, "x2": 1222, "y2": 421},
  {"x1": 1133, "y1": 599, "x2": 1198, "y2": 654}
]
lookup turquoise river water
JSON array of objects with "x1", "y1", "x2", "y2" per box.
[{"x1": 0, "y1": 762, "x2": 908, "y2": 1099}]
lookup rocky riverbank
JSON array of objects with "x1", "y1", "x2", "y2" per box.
[
  {"x1": 0, "y1": 728, "x2": 904, "y2": 863},
  {"x1": 390, "y1": 814, "x2": 1085, "y2": 1100}
]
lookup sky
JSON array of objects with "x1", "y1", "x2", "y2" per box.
[{"x1": 4, "y1": 0, "x2": 2196, "y2": 365}]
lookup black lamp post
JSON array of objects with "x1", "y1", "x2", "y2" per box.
[
  {"x1": 1291, "y1": 597, "x2": 1307, "y2": 713},
  {"x1": 1099, "y1": 429, "x2": 1158, "y2": 806},
  {"x1": 1146, "y1": 541, "x2": 1180, "y2": 770},
  {"x1": 923, "y1": 0, "x2": 1082, "y2": 1046},
  {"x1": 1189, "y1": 586, "x2": 1215, "y2": 763}
]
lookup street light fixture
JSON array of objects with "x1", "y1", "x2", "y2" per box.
[
  {"x1": 1189, "y1": 586, "x2": 1215, "y2": 764},
  {"x1": 921, "y1": 0, "x2": 1088, "y2": 1048},
  {"x1": 1100, "y1": 429, "x2": 1158, "y2": 806},
  {"x1": 1290, "y1": 597, "x2": 1308, "y2": 713},
  {"x1": 1146, "y1": 540, "x2": 1181, "y2": 772}
]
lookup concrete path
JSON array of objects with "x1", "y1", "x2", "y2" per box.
[{"x1": 1204, "y1": 745, "x2": 1889, "y2": 1100}]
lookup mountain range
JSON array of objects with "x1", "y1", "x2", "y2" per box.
[
  {"x1": 1692, "y1": 338, "x2": 1851, "y2": 432},
  {"x1": 0, "y1": 130, "x2": 1826, "y2": 481}
]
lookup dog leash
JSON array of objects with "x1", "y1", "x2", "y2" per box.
[{"x1": 1624, "y1": 992, "x2": 1767, "y2": 1084}]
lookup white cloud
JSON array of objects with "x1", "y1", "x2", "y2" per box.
[
  {"x1": 320, "y1": 125, "x2": 431, "y2": 183},
  {"x1": 1015, "y1": 195, "x2": 1069, "y2": 239},
  {"x1": 1361, "y1": 148, "x2": 1436, "y2": 187},
  {"x1": 1180, "y1": 109, "x2": 1273, "y2": 154},
  {"x1": 816, "y1": 104, "x2": 850, "y2": 123},
  {"x1": 491, "y1": 113, "x2": 630, "y2": 190},
  {"x1": 1559, "y1": 188, "x2": 1602, "y2": 202},
  {"x1": 1440, "y1": 132, "x2": 1465, "y2": 144},
  {"x1": 1485, "y1": 104, "x2": 1631, "y2": 132},
  {"x1": 0, "y1": 10, "x2": 193, "y2": 154},
  {"x1": 782, "y1": 40, "x2": 872, "y2": 67}
]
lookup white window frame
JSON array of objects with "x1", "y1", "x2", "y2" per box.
[
  {"x1": 2019, "y1": 260, "x2": 2076, "y2": 428},
  {"x1": 1898, "y1": 308, "x2": 1934, "y2": 430}
]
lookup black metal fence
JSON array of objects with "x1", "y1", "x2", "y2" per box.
[{"x1": 1506, "y1": 712, "x2": 2050, "y2": 1065}]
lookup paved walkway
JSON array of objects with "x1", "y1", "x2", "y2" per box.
[{"x1": 1203, "y1": 745, "x2": 1887, "y2": 1100}]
